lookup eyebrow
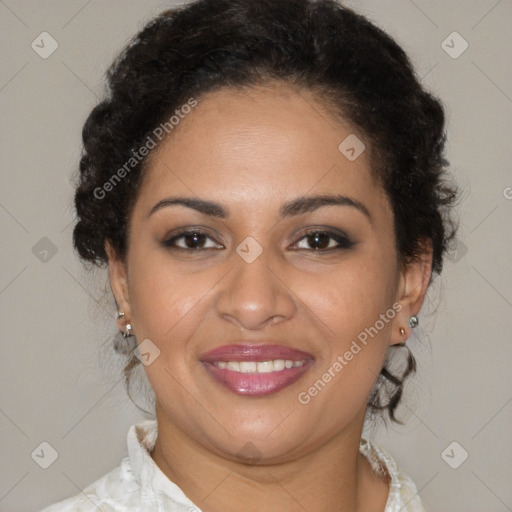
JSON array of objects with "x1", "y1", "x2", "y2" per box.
[
  {"x1": 149, "y1": 197, "x2": 227, "y2": 218},
  {"x1": 280, "y1": 194, "x2": 371, "y2": 220},
  {"x1": 148, "y1": 194, "x2": 371, "y2": 220}
]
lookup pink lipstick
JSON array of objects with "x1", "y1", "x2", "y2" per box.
[{"x1": 200, "y1": 344, "x2": 314, "y2": 397}]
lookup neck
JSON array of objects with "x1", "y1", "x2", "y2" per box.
[{"x1": 151, "y1": 403, "x2": 388, "y2": 512}]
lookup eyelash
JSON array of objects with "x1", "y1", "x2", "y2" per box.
[{"x1": 162, "y1": 228, "x2": 354, "y2": 252}]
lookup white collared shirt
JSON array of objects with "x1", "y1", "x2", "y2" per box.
[{"x1": 41, "y1": 419, "x2": 425, "y2": 512}]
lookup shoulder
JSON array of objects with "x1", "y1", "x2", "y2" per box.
[
  {"x1": 39, "y1": 420, "x2": 200, "y2": 511},
  {"x1": 360, "y1": 439, "x2": 426, "y2": 512},
  {"x1": 40, "y1": 457, "x2": 140, "y2": 512}
]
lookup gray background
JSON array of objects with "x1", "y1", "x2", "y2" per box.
[{"x1": 1, "y1": 1, "x2": 511, "y2": 511}]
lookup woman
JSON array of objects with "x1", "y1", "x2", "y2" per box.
[{"x1": 43, "y1": 0, "x2": 457, "y2": 510}]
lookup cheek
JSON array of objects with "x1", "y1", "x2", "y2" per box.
[
  {"x1": 291, "y1": 251, "x2": 398, "y2": 404},
  {"x1": 297, "y1": 253, "x2": 398, "y2": 344},
  {"x1": 294, "y1": 278, "x2": 396, "y2": 432},
  {"x1": 127, "y1": 248, "x2": 217, "y2": 342},
  {"x1": 125, "y1": 252, "x2": 217, "y2": 406}
]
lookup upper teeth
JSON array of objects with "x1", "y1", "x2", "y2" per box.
[{"x1": 213, "y1": 360, "x2": 305, "y2": 373}]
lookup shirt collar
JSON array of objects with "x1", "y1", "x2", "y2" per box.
[{"x1": 127, "y1": 419, "x2": 200, "y2": 508}]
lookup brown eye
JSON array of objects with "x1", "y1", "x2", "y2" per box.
[
  {"x1": 182, "y1": 232, "x2": 206, "y2": 248},
  {"x1": 164, "y1": 230, "x2": 223, "y2": 250},
  {"x1": 294, "y1": 230, "x2": 354, "y2": 251},
  {"x1": 306, "y1": 232, "x2": 331, "y2": 250}
]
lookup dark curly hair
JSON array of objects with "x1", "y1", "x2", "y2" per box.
[{"x1": 73, "y1": 0, "x2": 457, "y2": 423}]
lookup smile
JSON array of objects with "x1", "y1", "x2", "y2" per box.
[
  {"x1": 200, "y1": 344, "x2": 314, "y2": 396},
  {"x1": 213, "y1": 359, "x2": 306, "y2": 372}
]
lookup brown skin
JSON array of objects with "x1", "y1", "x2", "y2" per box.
[{"x1": 106, "y1": 83, "x2": 432, "y2": 512}]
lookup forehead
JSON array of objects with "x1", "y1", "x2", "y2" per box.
[{"x1": 136, "y1": 84, "x2": 389, "y2": 216}]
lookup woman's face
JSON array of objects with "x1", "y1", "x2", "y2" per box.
[{"x1": 109, "y1": 84, "x2": 427, "y2": 463}]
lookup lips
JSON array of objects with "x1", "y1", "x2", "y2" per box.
[{"x1": 200, "y1": 344, "x2": 314, "y2": 397}]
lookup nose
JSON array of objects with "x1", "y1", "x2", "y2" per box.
[{"x1": 215, "y1": 250, "x2": 297, "y2": 331}]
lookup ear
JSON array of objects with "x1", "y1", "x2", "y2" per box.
[
  {"x1": 390, "y1": 239, "x2": 433, "y2": 345},
  {"x1": 105, "y1": 240, "x2": 132, "y2": 333}
]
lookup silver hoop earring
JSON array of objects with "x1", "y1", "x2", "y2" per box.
[
  {"x1": 117, "y1": 311, "x2": 125, "y2": 319},
  {"x1": 409, "y1": 315, "x2": 419, "y2": 328}
]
